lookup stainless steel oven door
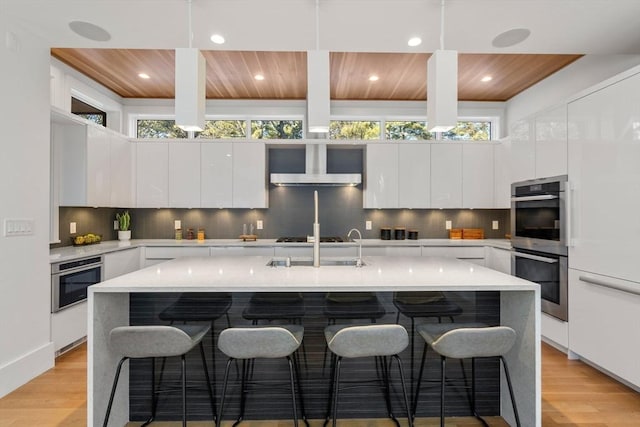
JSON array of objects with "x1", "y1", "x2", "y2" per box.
[
  {"x1": 512, "y1": 249, "x2": 568, "y2": 321},
  {"x1": 51, "y1": 256, "x2": 103, "y2": 313}
]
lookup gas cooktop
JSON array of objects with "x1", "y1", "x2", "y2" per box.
[{"x1": 276, "y1": 236, "x2": 344, "y2": 243}]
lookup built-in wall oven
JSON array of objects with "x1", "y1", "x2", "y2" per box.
[
  {"x1": 51, "y1": 255, "x2": 103, "y2": 313},
  {"x1": 511, "y1": 175, "x2": 569, "y2": 321}
]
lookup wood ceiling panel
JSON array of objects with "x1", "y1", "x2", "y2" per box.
[{"x1": 51, "y1": 49, "x2": 582, "y2": 102}]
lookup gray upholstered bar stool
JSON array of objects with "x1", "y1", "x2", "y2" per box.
[
  {"x1": 324, "y1": 324, "x2": 413, "y2": 427},
  {"x1": 413, "y1": 323, "x2": 521, "y2": 427},
  {"x1": 103, "y1": 324, "x2": 216, "y2": 427},
  {"x1": 216, "y1": 325, "x2": 308, "y2": 427}
]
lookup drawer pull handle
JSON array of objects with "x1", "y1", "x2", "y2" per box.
[{"x1": 579, "y1": 275, "x2": 640, "y2": 297}]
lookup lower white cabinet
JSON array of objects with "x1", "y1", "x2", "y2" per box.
[
  {"x1": 541, "y1": 313, "x2": 569, "y2": 350},
  {"x1": 51, "y1": 301, "x2": 87, "y2": 354},
  {"x1": 143, "y1": 246, "x2": 210, "y2": 267},
  {"x1": 362, "y1": 246, "x2": 421, "y2": 257},
  {"x1": 484, "y1": 246, "x2": 511, "y2": 274},
  {"x1": 568, "y1": 269, "x2": 640, "y2": 388},
  {"x1": 103, "y1": 248, "x2": 141, "y2": 280},
  {"x1": 421, "y1": 246, "x2": 485, "y2": 266},
  {"x1": 210, "y1": 246, "x2": 275, "y2": 257}
]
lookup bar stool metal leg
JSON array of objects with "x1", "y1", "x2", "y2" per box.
[{"x1": 103, "y1": 357, "x2": 129, "y2": 427}]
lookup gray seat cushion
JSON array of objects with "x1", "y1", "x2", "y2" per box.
[
  {"x1": 217, "y1": 324, "x2": 304, "y2": 359},
  {"x1": 325, "y1": 324, "x2": 408, "y2": 358},
  {"x1": 109, "y1": 324, "x2": 210, "y2": 359},
  {"x1": 417, "y1": 322, "x2": 516, "y2": 359}
]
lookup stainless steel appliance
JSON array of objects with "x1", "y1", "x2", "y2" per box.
[
  {"x1": 511, "y1": 175, "x2": 569, "y2": 321},
  {"x1": 51, "y1": 255, "x2": 103, "y2": 313}
]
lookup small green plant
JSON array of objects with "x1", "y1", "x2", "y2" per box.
[{"x1": 116, "y1": 210, "x2": 130, "y2": 231}]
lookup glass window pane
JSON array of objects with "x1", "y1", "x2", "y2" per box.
[
  {"x1": 385, "y1": 121, "x2": 433, "y2": 140},
  {"x1": 197, "y1": 120, "x2": 247, "y2": 139},
  {"x1": 329, "y1": 121, "x2": 381, "y2": 140},
  {"x1": 441, "y1": 121, "x2": 491, "y2": 141},
  {"x1": 76, "y1": 113, "x2": 105, "y2": 126},
  {"x1": 136, "y1": 120, "x2": 187, "y2": 138},
  {"x1": 250, "y1": 120, "x2": 303, "y2": 139}
]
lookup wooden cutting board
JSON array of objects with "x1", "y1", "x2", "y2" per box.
[{"x1": 462, "y1": 228, "x2": 485, "y2": 239}]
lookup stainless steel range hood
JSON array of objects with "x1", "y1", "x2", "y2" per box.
[{"x1": 270, "y1": 144, "x2": 362, "y2": 186}]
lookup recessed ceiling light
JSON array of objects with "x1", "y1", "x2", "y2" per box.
[
  {"x1": 68, "y1": 21, "x2": 111, "y2": 42},
  {"x1": 408, "y1": 37, "x2": 422, "y2": 47},
  {"x1": 210, "y1": 34, "x2": 225, "y2": 44},
  {"x1": 368, "y1": 75, "x2": 379, "y2": 82},
  {"x1": 481, "y1": 75, "x2": 492, "y2": 82},
  {"x1": 254, "y1": 74, "x2": 265, "y2": 81},
  {"x1": 138, "y1": 73, "x2": 150, "y2": 79},
  {"x1": 492, "y1": 28, "x2": 531, "y2": 48}
]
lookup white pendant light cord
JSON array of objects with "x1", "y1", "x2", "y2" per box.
[
  {"x1": 315, "y1": 0, "x2": 320, "y2": 51},
  {"x1": 439, "y1": 0, "x2": 445, "y2": 50},
  {"x1": 187, "y1": 0, "x2": 193, "y2": 49}
]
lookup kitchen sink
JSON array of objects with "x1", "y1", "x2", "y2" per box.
[{"x1": 267, "y1": 257, "x2": 365, "y2": 267}]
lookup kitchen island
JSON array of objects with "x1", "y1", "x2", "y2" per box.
[{"x1": 88, "y1": 255, "x2": 540, "y2": 426}]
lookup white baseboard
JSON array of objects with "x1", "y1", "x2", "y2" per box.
[{"x1": 0, "y1": 341, "x2": 55, "y2": 398}]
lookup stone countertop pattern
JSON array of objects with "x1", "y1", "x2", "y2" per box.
[{"x1": 50, "y1": 238, "x2": 512, "y2": 263}]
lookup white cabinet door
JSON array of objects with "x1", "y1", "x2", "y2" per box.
[
  {"x1": 398, "y1": 144, "x2": 430, "y2": 208},
  {"x1": 232, "y1": 143, "x2": 267, "y2": 208},
  {"x1": 104, "y1": 248, "x2": 140, "y2": 280},
  {"x1": 431, "y1": 144, "x2": 462, "y2": 208},
  {"x1": 535, "y1": 104, "x2": 568, "y2": 178},
  {"x1": 109, "y1": 133, "x2": 133, "y2": 208},
  {"x1": 364, "y1": 144, "x2": 398, "y2": 209},
  {"x1": 568, "y1": 72, "x2": 640, "y2": 283},
  {"x1": 484, "y1": 246, "x2": 511, "y2": 274},
  {"x1": 86, "y1": 125, "x2": 111, "y2": 207},
  {"x1": 169, "y1": 142, "x2": 201, "y2": 208},
  {"x1": 568, "y1": 269, "x2": 640, "y2": 388},
  {"x1": 201, "y1": 142, "x2": 233, "y2": 208},
  {"x1": 493, "y1": 141, "x2": 511, "y2": 208},
  {"x1": 210, "y1": 246, "x2": 275, "y2": 257},
  {"x1": 509, "y1": 117, "x2": 535, "y2": 182},
  {"x1": 462, "y1": 144, "x2": 494, "y2": 208},
  {"x1": 136, "y1": 142, "x2": 169, "y2": 208}
]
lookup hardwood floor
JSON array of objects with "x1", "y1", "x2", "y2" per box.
[{"x1": 1, "y1": 342, "x2": 639, "y2": 426}]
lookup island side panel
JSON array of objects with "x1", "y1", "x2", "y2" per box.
[
  {"x1": 501, "y1": 289, "x2": 541, "y2": 427},
  {"x1": 89, "y1": 291, "x2": 130, "y2": 427}
]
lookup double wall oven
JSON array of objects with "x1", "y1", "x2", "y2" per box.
[{"x1": 511, "y1": 175, "x2": 569, "y2": 321}]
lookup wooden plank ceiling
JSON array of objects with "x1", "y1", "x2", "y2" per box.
[{"x1": 51, "y1": 48, "x2": 581, "y2": 102}]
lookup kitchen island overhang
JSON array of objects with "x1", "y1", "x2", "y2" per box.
[{"x1": 88, "y1": 255, "x2": 541, "y2": 426}]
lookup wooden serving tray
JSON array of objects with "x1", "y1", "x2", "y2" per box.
[{"x1": 239, "y1": 234, "x2": 258, "y2": 241}]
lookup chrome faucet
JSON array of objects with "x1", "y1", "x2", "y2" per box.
[
  {"x1": 347, "y1": 228, "x2": 363, "y2": 267},
  {"x1": 313, "y1": 191, "x2": 320, "y2": 267}
]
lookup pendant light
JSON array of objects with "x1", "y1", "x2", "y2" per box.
[
  {"x1": 307, "y1": 0, "x2": 330, "y2": 133},
  {"x1": 427, "y1": 0, "x2": 457, "y2": 132},
  {"x1": 175, "y1": 0, "x2": 206, "y2": 132}
]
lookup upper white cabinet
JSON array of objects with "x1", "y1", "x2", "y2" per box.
[
  {"x1": 462, "y1": 144, "x2": 494, "y2": 208},
  {"x1": 535, "y1": 104, "x2": 568, "y2": 177},
  {"x1": 431, "y1": 144, "x2": 462, "y2": 208},
  {"x1": 398, "y1": 143, "x2": 430, "y2": 208},
  {"x1": 136, "y1": 142, "x2": 169, "y2": 208},
  {"x1": 201, "y1": 142, "x2": 233, "y2": 208},
  {"x1": 364, "y1": 144, "x2": 399, "y2": 209},
  {"x1": 493, "y1": 141, "x2": 511, "y2": 208},
  {"x1": 508, "y1": 117, "x2": 535, "y2": 182},
  {"x1": 168, "y1": 142, "x2": 201, "y2": 208},
  {"x1": 232, "y1": 142, "x2": 267, "y2": 208},
  {"x1": 109, "y1": 132, "x2": 133, "y2": 208},
  {"x1": 567, "y1": 70, "x2": 640, "y2": 284}
]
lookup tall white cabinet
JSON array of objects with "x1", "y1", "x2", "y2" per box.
[{"x1": 535, "y1": 104, "x2": 568, "y2": 178}]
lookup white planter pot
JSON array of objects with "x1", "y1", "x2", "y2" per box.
[{"x1": 118, "y1": 230, "x2": 131, "y2": 241}]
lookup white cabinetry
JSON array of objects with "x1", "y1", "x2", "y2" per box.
[
  {"x1": 201, "y1": 142, "x2": 233, "y2": 208},
  {"x1": 364, "y1": 144, "x2": 398, "y2": 208},
  {"x1": 362, "y1": 246, "x2": 421, "y2": 257},
  {"x1": 535, "y1": 104, "x2": 568, "y2": 177},
  {"x1": 567, "y1": 71, "x2": 640, "y2": 283},
  {"x1": 104, "y1": 248, "x2": 140, "y2": 280},
  {"x1": 143, "y1": 246, "x2": 210, "y2": 267},
  {"x1": 421, "y1": 246, "x2": 485, "y2": 266},
  {"x1": 398, "y1": 144, "x2": 430, "y2": 208},
  {"x1": 210, "y1": 246, "x2": 275, "y2": 257},
  {"x1": 493, "y1": 141, "x2": 511, "y2": 208},
  {"x1": 136, "y1": 142, "x2": 169, "y2": 208},
  {"x1": 568, "y1": 270, "x2": 640, "y2": 388},
  {"x1": 169, "y1": 142, "x2": 201, "y2": 208},
  {"x1": 232, "y1": 142, "x2": 267, "y2": 208},
  {"x1": 484, "y1": 246, "x2": 511, "y2": 274},
  {"x1": 431, "y1": 144, "x2": 462, "y2": 208},
  {"x1": 509, "y1": 117, "x2": 535, "y2": 182},
  {"x1": 109, "y1": 133, "x2": 133, "y2": 207},
  {"x1": 462, "y1": 144, "x2": 494, "y2": 208}
]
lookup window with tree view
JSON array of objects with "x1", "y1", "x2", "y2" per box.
[
  {"x1": 251, "y1": 120, "x2": 303, "y2": 139},
  {"x1": 137, "y1": 120, "x2": 188, "y2": 138},
  {"x1": 71, "y1": 97, "x2": 106, "y2": 127},
  {"x1": 441, "y1": 121, "x2": 491, "y2": 141},
  {"x1": 197, "y1": 120, "x2": 246, "y2": 138},
  {"x1": 329, "y1": 121, "x2": 381, "y2": 140},
  {"x1": 386, "y1": 121, "x2": 433, "y2": 140}
]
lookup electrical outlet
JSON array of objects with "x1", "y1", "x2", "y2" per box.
[
  {"x1": 113, "y1": 220, "x2": 118, "y2": 230},
  {"x1": 256, "y1": 220, "x2": 263, "y2": 230},
  {"x1": 70, "y1": 222, "x2": 76, "y2": 234},
  {"x1": 492, "y1": 220, "x2": 499, "y2": 230},
  {"x1": 445, "y1": 220, "x2": 452, "y2": 230},
  {"x1": 365, "y1": 220, "x2": 372, "y2": 230},
  {"x1": 174, "y1": 220, "x2": 181, "y2": 230}
]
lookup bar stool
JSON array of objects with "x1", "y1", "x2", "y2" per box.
[
  {"x1": 413, "y1": 323, "x2": 521, "y2": 427},
  {"x1": 103, "y1": 324, "x2": 216, "y2": 427},
  {"x1": 324, "y1": 324, "x2": 413, "y2": 427},
  {"x1": 242, "y1": 292, "x2": 305, "y2": 325},
  {"x1": 216, "y1": 325, "x2": 308, "y2": 427}
]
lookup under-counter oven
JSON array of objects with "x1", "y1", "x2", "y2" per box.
[{"x1": 51, "y1": 255, "x2": 103, "y2": 313}]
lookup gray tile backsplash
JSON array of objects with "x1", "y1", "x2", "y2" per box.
[{"x1": 53, "y1": 188, "x2": 510, "y2": 247}]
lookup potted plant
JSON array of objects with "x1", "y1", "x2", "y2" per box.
[{"x1": 116, "y1": 210, "x2": 131, "y2": 241}]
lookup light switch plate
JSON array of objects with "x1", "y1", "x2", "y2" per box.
[
  {"x1": 256, "y1": 220, "x2": 263, "y2": 230},
  {"x1": 365, "y1": 220, "x2": 372, "y2": 230},
  {"x1": 70, "y1": 222, "x2": 76, "y2": 234},
  {"x1": 4, "y1": 219, "x2": 34, "y2": 236},
  {"x1": 492, "y1": 220, "x2": 499, "y2": 230},
  {"x1": 174, "y1": 220, "x2": 181, "y2": 230},
  {"x1": 445, "y1": 220, "x2": 452, "y2": 230}
]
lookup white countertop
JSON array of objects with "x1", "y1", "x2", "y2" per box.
[
  {"x1": 51, "y1": 238, "x2": 512, "y2": 263},
  {"x1": 90, "y1": 255, "x2": 536, "y2": 293}
]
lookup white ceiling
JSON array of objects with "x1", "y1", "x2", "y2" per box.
[{"x1": 3, "y1": 0, "x2": 640, "y2": 54}]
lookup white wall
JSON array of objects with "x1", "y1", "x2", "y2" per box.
[
  {"x1": 506, "y1": 54, "x2": 640, "y2": 127},
  {"x1": 0, "y1": 17, "x2": 55, "y2": 397}
]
